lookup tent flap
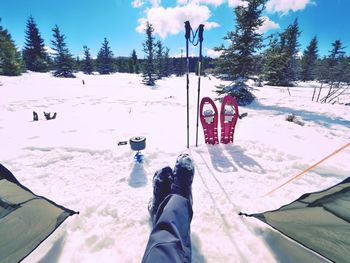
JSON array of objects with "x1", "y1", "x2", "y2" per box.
[
  {"x1": 242, "y1": 177, "x2": 350, "y2": 263},
  {"x1": 0, "y1": 164, "x2": 78, "y2": 263}
]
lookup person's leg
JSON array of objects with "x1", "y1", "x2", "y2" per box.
[
  {"x1": 142, "y1": 154, "x2": 195, "y2": 263},
  {"x1": 142, "y1": 194, "x2": 192, "y2": 263},
  {"x1": 148, "y1": 166, "x2": 173, "y2": 223}
]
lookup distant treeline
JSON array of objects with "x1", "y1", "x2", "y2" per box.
[
  {"x1": 73, "y1": 55, "x2": 214, "y2": 75},
  {"x1": 0, "y1": 15, "x2": 214, "y2": 80},
  {"x1": 1, "y1": 4, "x2": 350, "y2": 94}
]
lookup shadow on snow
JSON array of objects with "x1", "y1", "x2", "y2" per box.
[
  {"x1": 128, "y1": 162, "x2": 147, "y2": 188},
  {"x1": 247, "y1": 102, "x2": 350, "y2": 128},
  {"x1": 207, "y1": 145, "x2": 265, "y2": 175}
]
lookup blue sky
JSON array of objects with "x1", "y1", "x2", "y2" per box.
[{"x1": 1, "y1": 0, "x2": 349, "y2": 58}]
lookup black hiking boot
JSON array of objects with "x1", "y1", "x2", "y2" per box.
[
  {"x1": 148, "y1": 166, "x2": 173, "y2": 217},
  {"x1": 171, "y1": 153, "x2": 194, "y2": 203}
]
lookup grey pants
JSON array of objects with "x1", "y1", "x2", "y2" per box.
[{"x1": 141, "y1": 194, "x2": 193, "y2": 263}]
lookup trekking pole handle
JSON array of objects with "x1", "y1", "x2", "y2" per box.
[
  {"x1": 198, "y1": 24, "x2": 204, "y2": 61},
  {"x1": 185, "y1": 21, "x2": 191, "y2": 40},
  {"x1": 198, "y1": 24, "x2": 204, "y2": 42}
]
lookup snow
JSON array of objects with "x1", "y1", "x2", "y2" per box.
[{"x1": 0, "y1": 72, "x2": 349, "y2": 263}]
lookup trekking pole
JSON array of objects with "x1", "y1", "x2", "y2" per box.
[
  {"x1": 185, "y1": 21, "x2": 191, "y2": 148},
  {"x1": 195, "y1": 24, "x2": 204, "y2": 147}
]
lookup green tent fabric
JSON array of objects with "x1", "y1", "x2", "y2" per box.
[
  {"x1": 241, "y1": 177, "x2": 350, "y2": 263},
  {"x1": 0, "y1": 164, "x2": 78, "y2": 263}
]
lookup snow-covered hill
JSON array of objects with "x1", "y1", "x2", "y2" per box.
[{"x1": 1, "y1": 72, "x2": 349, "y2": 262}]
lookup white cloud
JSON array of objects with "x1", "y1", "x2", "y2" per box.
[
  {"x1": 198, "y1": 0, "x2": 225, "y2": 6},
  {"x1": 206, "y1": 48, "x2": 222, "y2": 58},
  {"x1": 136, "y1": 4, "x2": 219, "y2": 38},
  {"x1": 132, "y1": 0, "x2": 144, "y2": 8},
  {"x1": 44, "y1": 45, "x2": 56, "y2": 55},
  {"x1": 177, "y1": 0, "x2": 188, "y2": 4},
  {"x1": 256, "y1": 16, "x2": 279, "y2": 34},
  {"x1": 266, "y1": 0, "x2": 313, "y2": 14},
  {"x1": 151, "y1": 0, "x2": 161, "y2": 7},
  {"x1": 177, "y1": 0, "x2": 225, "y2": 6},
  {"x1": 132, "y1": 0, "x2": 160, "y2": 8},
  {"x1": 136, "y1": 18, "x2": 148, "y2": 33},
  {"x1": 204, "y1": 21, "x2": 220, "y2": 29},
  {"x1": 227, "y1": 0, "x2": 247, "y2": 8}
]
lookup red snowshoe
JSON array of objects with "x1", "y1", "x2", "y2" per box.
[
  {"x1": 220, "y1": 95, "x2": 239, "y2": 144},
  {"x1": 199, "y1": 97, "x2": 219, "y2": 145}
]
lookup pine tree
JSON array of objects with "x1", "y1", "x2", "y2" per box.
[
  {"x1": 175, "y1": 50, "x2": 186, "y2": 76},
  {"x1": 0, "y1": 19, "x2": 23, "y2": 76},
  {"x1": 215, "y1": 0, "x2": 266, "y2": 82},
  {"x1": 321, "y1": 40, "x2": 346, "y2": 102},
  {"x1": 97, "y1": 37, "x2": 114, "y2": 74},
  {"x1": 130, "y1": 49, "x2": 139, "y2": 74},
  {"x1": 155, "y1": 40, "x2": 165, "y2": 79},
  {"x1": 317, "y1": 41, "x2": 345, "y2": 84},
  {"x1": 163, "y1": 47, "x2": 171, "y2": 77},
  {"x1": 22, "y1": 16, "x2": 49, "y2": 72},
  {"x1": 326, "y1": 40, "x2": 345, "y2": 83},
  {"x1": 252, "y1": 53, "x2": 264, "y2": 78},
  {"x1": 142, "y1": 22, "x2": 157, "y2": 86},
  {"x1": 74, "y1": 56, "x2": 81, "y2": 72},
  {"x1": 51, "y1": 25, "x2": 75, "y2": 78},
  {"x1": 82, "y1": 45, "x2": 94, "y2": 74},
  {"x1": 340, "y1": 56, "x2": 350, "y2": 84},
  {"x1": 263, "y1": 37, "x2": 289, "y2": 85},
  {"x1": 263, "y1": 19, "x2": 300, "y2": 86},
  {"x1": 300, "y1": 36, "x2": 318, "y2": 81},
  {"x1": 315, "y1": 41, "x2": 348, "y2": 103},
  {"x1": 316, "y1": 57, "x2": 328, "y2": 81},
  {"x1": 116, "y1": 57, "x2": 128, "y2": 73},
  {"x1": 128, "y1": 58, "x2": 133, "y2": 73},
  {"x1": 280, "y1": 19, "x2": 300, "y2": 84}
]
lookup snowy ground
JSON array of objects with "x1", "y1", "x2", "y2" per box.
[{"x1": 0, "y1": 72, "x2": 349, "y2": 263}]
